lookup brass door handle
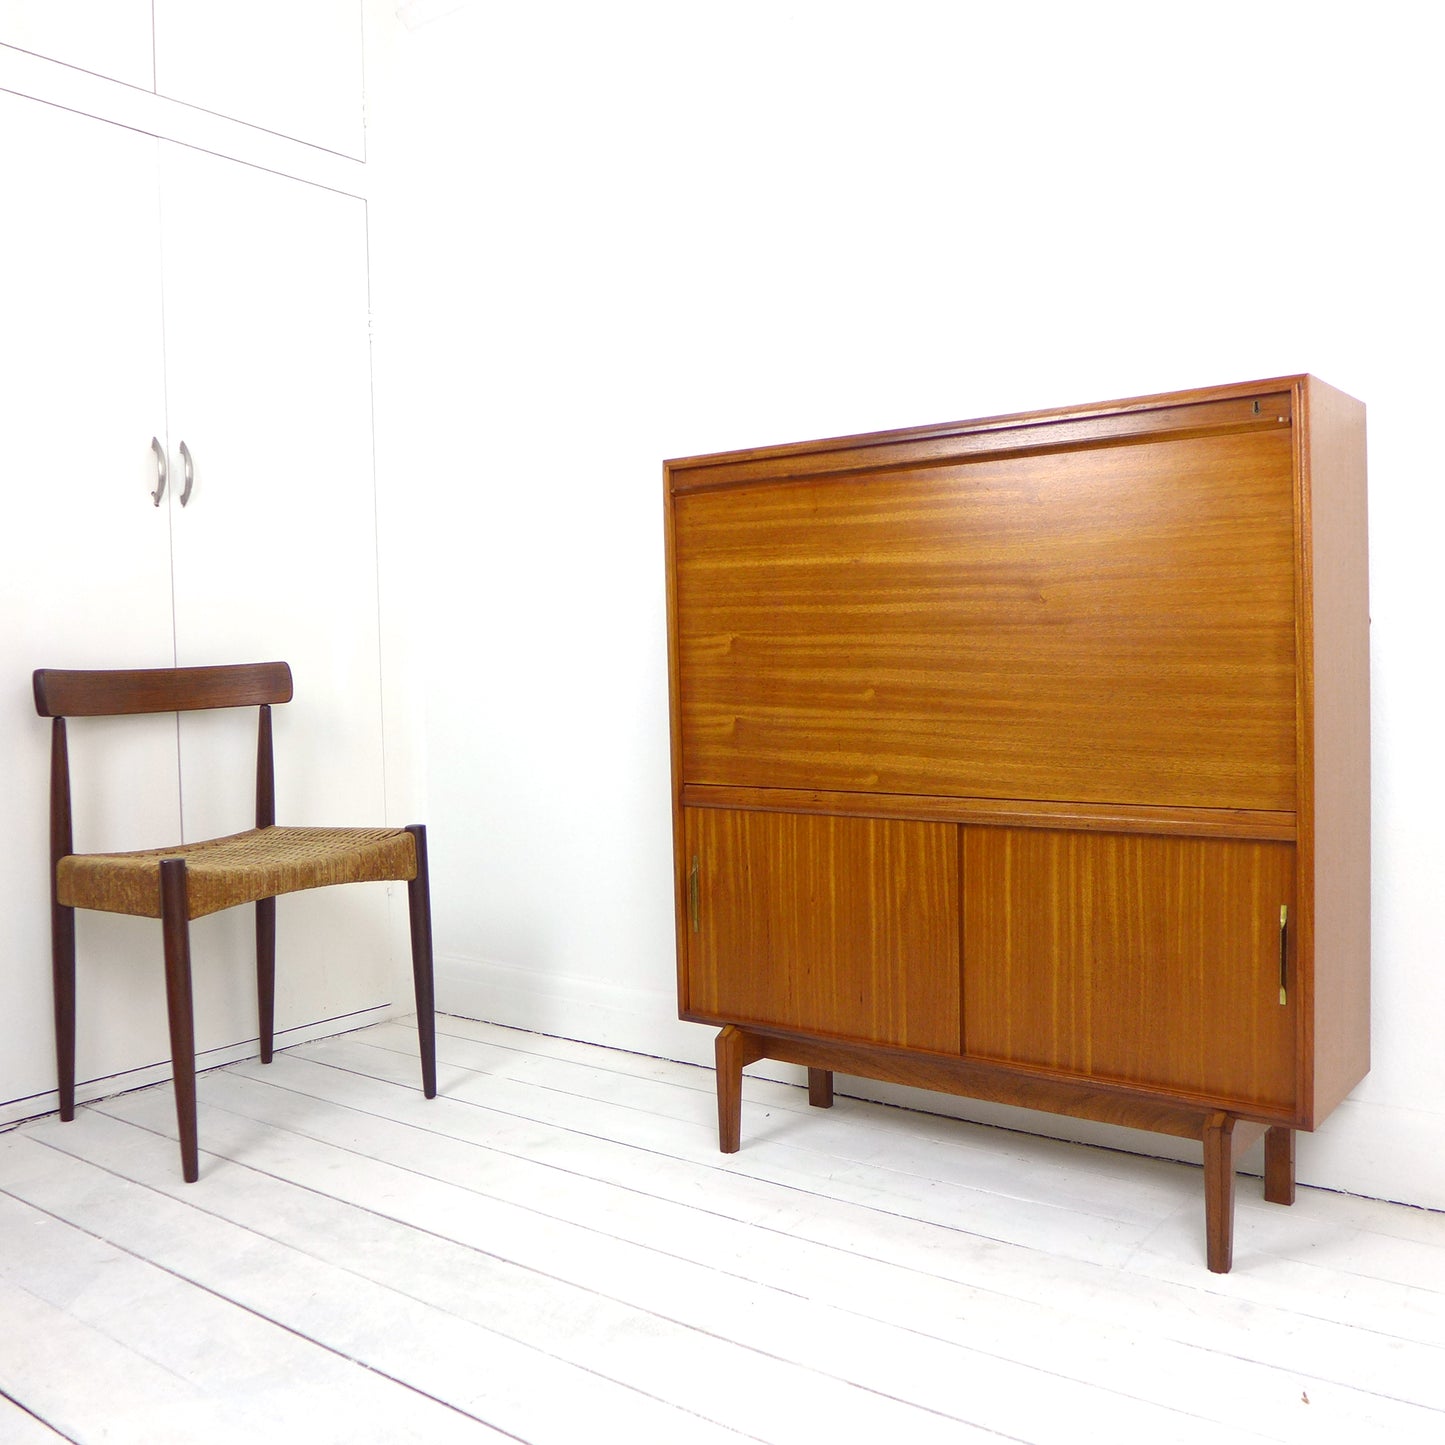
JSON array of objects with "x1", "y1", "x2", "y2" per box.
[{"x1": 1279, "y1": 904, "x2": 1288, "y2": 1005}]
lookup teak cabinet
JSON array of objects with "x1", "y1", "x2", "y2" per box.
[{"x1": 663, "y1": 376, "x2": 1369, "y2": 1271}]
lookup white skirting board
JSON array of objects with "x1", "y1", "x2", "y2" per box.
[{"x1": 438, "y1": 952, "x2": 1445, "y2": 1215}]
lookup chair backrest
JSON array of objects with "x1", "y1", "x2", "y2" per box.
[
  {"x1": 34, "y1": 663, "x2": 294, "y2": 865},
  {"x1": 33, "y1": 663, "x2": 292, "y2": 719}
]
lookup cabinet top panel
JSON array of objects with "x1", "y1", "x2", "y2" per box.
[{"x1": 666, "y1": 376, "x2": 1317, "y2": 494}]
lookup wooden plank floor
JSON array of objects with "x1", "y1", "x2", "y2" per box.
[{"x1": 2, "y1": 1016, "x2": 1444, "y2": 1444}]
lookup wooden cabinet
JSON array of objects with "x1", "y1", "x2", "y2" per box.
[
  {"x1": 0, "y1": 83, "x2": 390, "y2": 1123},
  {"x1": 664, "y1": 377, "x2": 1369, "y2": 1271}
]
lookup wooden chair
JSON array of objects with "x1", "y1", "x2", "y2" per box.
[{"x1": 33, "y1": 662, "x2": 437, "y2": 1182}]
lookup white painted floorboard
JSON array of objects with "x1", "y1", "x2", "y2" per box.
[{"x1": 2, "y1": 1015, "x2": 1443, "y2": 1444}]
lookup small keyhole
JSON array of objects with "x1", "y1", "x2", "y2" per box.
[{"x1": 1252, "y1": 400, "x2": 1261, "y2": 415}]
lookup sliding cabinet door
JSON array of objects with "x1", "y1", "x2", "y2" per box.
[
  {"x1": 684, "y1": 809, "x2": 959, "y2": 1053},
  {"x1": 962, "y1": 828, "x2": 1296, "y2": 1111}
]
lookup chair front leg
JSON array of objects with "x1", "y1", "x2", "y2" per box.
[
  {"x1": 256, "y1": 896, "x2": 276, "y2": 1064},
  {"x1": 405, "y1": 824, "x2": 437, "y2": 1099},
  {"x1": 160, "y1": 858, "x2": 200, "y2": 1182}
]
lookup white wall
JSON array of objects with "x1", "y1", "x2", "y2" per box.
[{"x1": 369, "y1": 1, "x2": 1445, "y2": 1208}]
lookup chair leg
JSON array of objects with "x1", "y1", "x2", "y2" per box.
[
  {"x1": 405, "y1": 824, "x2": 437, "y2": 1099},
  {"x1": 52, "y1": 901, "x2": 76, "y2": 1121},
  {"x1": 256, "y1": 896, "x2": 276, "y2": 1064},
  {"x1": 160, "y1": 858, "x2": 200, "y2": 1183}
]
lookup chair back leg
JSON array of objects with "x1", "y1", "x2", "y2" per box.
[
  {"x1": 405, "y1": 824, "x2": 437, "y2": 1098},
  {"x1": 255, "y1": 896, "x2": 276, "y2": 1063},
  {"x1": 52, "y1": 903, "x2": 77, "y2": 1121},
  {"x1": 160, "y1": 857, "x2": 200, "y2": 1182},
  {"x1": 48, "y1": 715, "x2": 78, "y2": 1122}
]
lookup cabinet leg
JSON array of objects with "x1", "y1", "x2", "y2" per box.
[
  {"x1": 807, "y1": 1068, "x2": 834, "y2": 1108},
  {"x1": 715, "y1": 1025, "x2": 765, "y2": 1154},
  {"x1": 1203, "y1": 1112, "x2": 1238, "y2": 1273},
  {"x1": 1202, "y1": 1114, "x2": 1269, "y2": 1272},
  {"x1": 1264, "y1": 1125, "x2": 1296, "y2": 1205}
]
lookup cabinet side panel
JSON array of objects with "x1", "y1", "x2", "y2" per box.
[
  {"x1": 665, "y1": 464, "x2": 691, "y2": 1015},
  {"x1": 674, "y1": 430, "x2": 1296, "y2": 811},
  {"x1": 684, "y1": 810, "x2": 960, "y2": 1054},
  {"x1": 1298, "y1": 378, "x2": 1370, "y2": 1123},
  {"x1": 962, "y1": 828, "x2": 1297, "y2": 1112}
]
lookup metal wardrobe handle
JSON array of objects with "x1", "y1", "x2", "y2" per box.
[
  {"x1": 178, "y1": 440, "x2": 194, "y2": 506},
  {"x1": 150, "y1": 436, "x2": 167, "y2": 506}
]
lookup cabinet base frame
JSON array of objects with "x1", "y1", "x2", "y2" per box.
[{"x1": 713, "y1": 1024, "x2": 1296, "y2": 1274}]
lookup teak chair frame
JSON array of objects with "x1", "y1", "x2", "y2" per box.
[{"x1": 34, "y1": 662, "x2": 437, "y2": 1181}]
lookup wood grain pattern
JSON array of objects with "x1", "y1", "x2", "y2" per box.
[
  {"x1": 668, "y1": 388, "x2": 1292, "y2": 494},
  {"x1": 684, "y1": 809, "x2": 960, "y2": 1054},
  {"x1": 747, "y1": 1029, "x2": 1255, "y2": 1136},
  {"x1": 962, "y1": 828, "x2": 1297, "y2": 1112},
  {"x1": 681, "y1": 783, "x2": 1296, "y2": 841},
  {"x1": 33, "y1": 662, "x2": 293, "y2": 718},
  {"x1": 675, "y1": 429, "x2": 1296, "y2": 812}
]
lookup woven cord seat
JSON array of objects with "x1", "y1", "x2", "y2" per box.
[
  {"x1": 59, "y1": 826, "x2": 420, "y2": 919},
  {"x1": 34, "y1": 662, "x2": 437, "y2": 1184}
]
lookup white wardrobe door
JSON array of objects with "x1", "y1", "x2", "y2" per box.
[
  {"x1": 0, "y1": 2, "x2": 154, "y2": 89},
  {"x1": 2, "y1": 2, "x2": 361, "y2": 153},
  {"x1": 159, "y1": 140, "x2": 393, "y2": 1034},
  {"x1": 0, "y1": 92, "x2": 183, "y2": 1113},
  {"x1": 151, "y1": 0, "x2": 365, "y2": 157}
]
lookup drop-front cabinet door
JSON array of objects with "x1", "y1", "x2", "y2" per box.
[
  {"x1": 682, "y1": 809, "x2": 960, "y2": 1053},
  {"x1": 962, "y1": 828, "x2": 1297, "y2": 1113},
  {"x1": 672, "y1": 425, "x2": 1297, "y2": 813}
]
